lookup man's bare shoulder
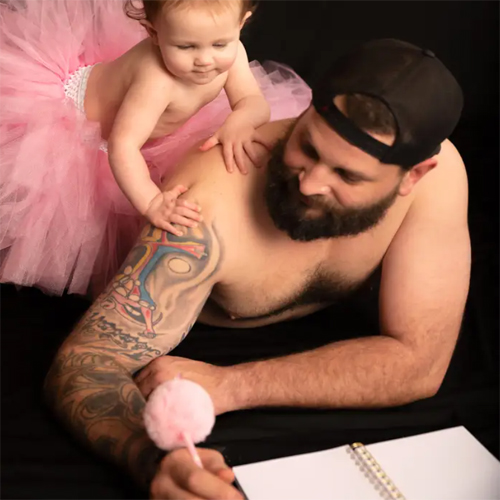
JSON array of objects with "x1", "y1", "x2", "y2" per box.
[
  {"x1": 162, "y1": 119, "x2": 293, "y2": 206},
  {"x1": 413, "y1": 139, "x2": 468, "y2": 208},
  {"x1": 384, "y1": 139, "x2": 468, "y2": 260}
]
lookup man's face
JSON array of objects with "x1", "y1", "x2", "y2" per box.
[{"x1": 265, "y1": 106, "x2": 404, "y2": 241}]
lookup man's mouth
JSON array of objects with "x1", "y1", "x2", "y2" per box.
[{"x1": 299, "y1": 194, "x2": 313, "y2": 207}]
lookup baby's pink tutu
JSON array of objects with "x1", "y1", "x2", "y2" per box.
[{"x1": 0, "y1": 0, "x2": 312, "y2": 296}]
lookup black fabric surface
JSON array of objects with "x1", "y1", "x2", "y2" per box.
[{"x1": 1, "y1": 1, "x2": 499, "y2": 499}]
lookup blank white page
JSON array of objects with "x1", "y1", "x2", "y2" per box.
[
  {"x1": 234, "y1": 446, "x2": 379, "y2": 500},
  {"x1": 368, "y1": 426, "x2": 500, "y2": 500},
  {"x1": 233, "y1": 426, "x2": 500, "y2": 500}
]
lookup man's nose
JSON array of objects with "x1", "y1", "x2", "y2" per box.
[{"x1": 298, "y1": 165, "x2": 331, "y2": 197}]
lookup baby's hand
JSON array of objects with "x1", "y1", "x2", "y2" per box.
[
  {"x1": 144, "y1": 185, "x2": 202, "y2": 236},
  {"x1": 200, "y1": 119, "x2": 257, "y2": 175}
]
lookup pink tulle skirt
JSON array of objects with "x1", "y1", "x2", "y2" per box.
[{"x1": 0, "y1": 0, "x2": 312, "y2": 296}]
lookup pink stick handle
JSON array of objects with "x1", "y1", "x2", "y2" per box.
[{"x1": 181, "y1": 431, "x2": 203, "y2": 469}]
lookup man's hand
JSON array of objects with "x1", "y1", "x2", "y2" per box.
[
  {"x1": 151, "y1": 448, "x2": 243, "y2": 500},
  {"x1": 135, "y1": 356, "x2": 236, "y2": 415},
  {"x1": 144, "y1": 185, "x2": 202, "y2": 236},
  {"x1": 199, "y1": 116, "x2": 257, "y2": 175}
]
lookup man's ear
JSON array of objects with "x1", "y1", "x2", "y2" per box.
[
  {"x1": 398, "y1": 157, "x2": 438, "y2": 196},
  {"x1": 140, "y1": 19, "x2": 159, "y2": 45},
  {"x1": 240, "y1": 11, "x2": 252, "y2": 29}
]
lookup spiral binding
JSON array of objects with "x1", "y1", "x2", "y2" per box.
[{"x1": 347, "y1": 443, "x2": 406, "y2": 500}]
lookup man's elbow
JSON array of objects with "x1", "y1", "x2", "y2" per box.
[
  {"x1": 418, "y1": 376, "x2": 444, "y2": 399},
  {"x1": 412, "y1": 365, "x2": 448, "y2": 400}
]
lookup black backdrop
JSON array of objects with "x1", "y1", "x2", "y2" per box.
[
  {"x1": 2, "y1": 1, "x2": 499, "y2": 499},
  {"x1": 244, "y1": 1, "x2": 499, "y2": 127}
]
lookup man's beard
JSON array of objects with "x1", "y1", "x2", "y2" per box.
[{"x1": 264, "y1": 139, "x2": 400, "y2": 242}]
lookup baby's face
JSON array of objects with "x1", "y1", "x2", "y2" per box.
[{"x1": 155, "y1": 5, "x2": 245, "y2": 85}]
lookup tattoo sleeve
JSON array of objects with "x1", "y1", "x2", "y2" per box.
[{"x1": 44, "y1": 222, "x2": 222, "y2": 488}]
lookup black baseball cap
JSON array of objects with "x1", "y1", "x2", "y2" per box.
[{"x1": 312, "y1": 39, "x2": 463, "y2": 168}]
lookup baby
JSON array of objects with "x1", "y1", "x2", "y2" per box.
[
  {"x1": 98, "y1": 0, "x2": 270, "y2": 235},
  {"x1": 0, "y1": 0, "x2": 311, "y2": 295}
]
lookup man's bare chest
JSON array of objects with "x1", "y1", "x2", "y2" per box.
[{"x1": 208, "y1": 243, "x2": 382, "y2": 326}]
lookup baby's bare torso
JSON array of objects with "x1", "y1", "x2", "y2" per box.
[{"x1": 83, "y1": 39, "x2": 228, "y2": 140}]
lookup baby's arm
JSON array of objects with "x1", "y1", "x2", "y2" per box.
[
  {"x1": 224, "y1": 42, "x2": 271, "y2": 129},
  {"x1": 108, "y1": 74, "x2": 201, "y2": 235},
  {"x1": 200, "y1": 42, "x2": 270, "y2": 173},
  {"x1": 108, "y1": 74, "x2": 170, "y2": 216}
]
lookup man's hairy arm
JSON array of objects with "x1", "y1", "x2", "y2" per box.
[
  {"x1": 44, "y1": 221, "x2": 222, "y2": 488},
  {"x1": 224, "y1": 147, "x2": 471, "y2": 411}
]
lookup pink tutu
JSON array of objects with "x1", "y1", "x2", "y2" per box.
[{"x1": 0, "y1": 0, "x2": 312, "y2": 296}]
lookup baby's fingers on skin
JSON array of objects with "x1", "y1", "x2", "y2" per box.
[
  {"x1": 234, "y1": 143, "x2": 248, "y2": 174},
  {"x1": 179, "y1": 200, "x2": 201, "y2": 211},
  {"x1": 199, "y1": 134, "x2": 219, "y2": 151},
  {"x1": 169, "y1": 214, "x2": 198, "y2": 228},
  {"x1": 158, "y1": 221, "x2": 183, "y2": 236},
  {"x1": 243, "y1": 142, "x2": 260, "y2": 167},
  {"x1": 243, "y1": 141, "x2": 261, "y2": 167},
  {"x1": 173, "y1": 206, "x2": 203, "y2": 222},
  {"x1": 167, "y1": 184, "x2": 188, "y2": 200},
  {"x1": 223, "y1": 142, "x2": 235, "y2": 173}
]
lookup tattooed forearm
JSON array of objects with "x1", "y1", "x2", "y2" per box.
[
  {"x1": 44, "y1": 348, "x2": 161, "y2": 489},
  {"x1": 44, "y1": 221, "x2": 222, "y2": 488}
]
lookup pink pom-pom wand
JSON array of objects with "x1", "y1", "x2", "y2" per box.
[{"x1": 143, "y1": 377, "x2": 215, "y2": 468}]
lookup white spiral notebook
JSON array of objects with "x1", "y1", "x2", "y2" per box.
[{"x1": 233, "y1": 426, "x2": 500, "y2": 500}]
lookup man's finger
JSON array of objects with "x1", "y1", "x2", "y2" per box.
[
  {"x1": 199, "y1": 135, "x2": 220, "y2": 151},
  {"x1": 133, "y1": 367, "x2": 150, "y2": 384},
  {"x1": 136, "y1": 373, "x2": 156, "y2": 398},
  {"x1": 151, "y1": 474, "x2": 203, "y2": 500},
  {"x1": 216, "y1": 467, "x2": 236, "y2": 485},
  {"x1": 172, "y1": 458, "x2": 242, "y2": 500}
]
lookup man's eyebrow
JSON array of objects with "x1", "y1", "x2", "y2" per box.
[{"x1": 302, "y1": 130, "x2": 375, "y2": 182}]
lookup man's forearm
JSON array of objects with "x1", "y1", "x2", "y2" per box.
[
  {"x1": 44, "y1": 346, "x2": 162, "y2": 490},
  {"x1": 229, "y1": 335, "x2": 436, "y2": 411}
]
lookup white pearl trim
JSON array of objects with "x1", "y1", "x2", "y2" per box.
[{"x1": 63, "y1": 64, "x2": 108, "y2": 153}]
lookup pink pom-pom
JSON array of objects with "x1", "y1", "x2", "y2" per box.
[{"x1": 143, "y1": 378, "x2": 215, "y2": 450}]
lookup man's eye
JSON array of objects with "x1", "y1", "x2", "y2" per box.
[
  {"x1": 301, "y1": 142, "x2": 319, "y2": 160},
  {"x1": 335, "y1": 168, "x2": 359, "y2": 184}
]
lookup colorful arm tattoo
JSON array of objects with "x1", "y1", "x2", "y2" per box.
[{"x1": 44, "y1": 222, "x2": 222, "y2": 488}]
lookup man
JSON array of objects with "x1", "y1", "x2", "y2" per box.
[{"x1": 44, "y1": 39, "x2": 470, "y2": 499}]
